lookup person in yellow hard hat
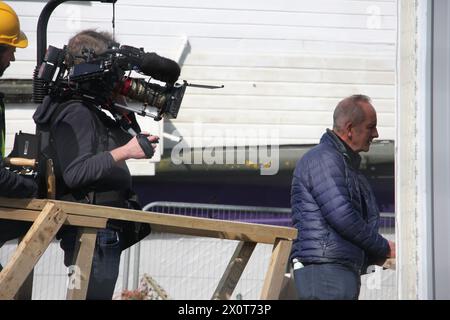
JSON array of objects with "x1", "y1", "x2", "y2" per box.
[
  {"x1": 0, "y1": 1, "x2": 37, "y2": 269},
  {"x1": 0, "y1": 1, "x2": 28, "y2": 76},
  {"x1": 1, "y1": 0, "x2": 29, "y2": 156},
  {"x1": 0, "y1": 0, "x2": 35, "y2": 193}
]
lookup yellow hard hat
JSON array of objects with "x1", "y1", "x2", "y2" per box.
[{"x1": 0, "y1": 1, "x2": 28, "y2": 48}]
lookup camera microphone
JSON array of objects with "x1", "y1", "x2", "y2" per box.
[{"x1": 139, "y1": 52, "x2": 181, "y2": 84}]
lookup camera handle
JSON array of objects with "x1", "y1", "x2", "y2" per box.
[{"x1": 136, "y1": 133, "x2": 157, "y2": 159}]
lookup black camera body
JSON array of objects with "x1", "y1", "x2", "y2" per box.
[{"x1": 36, "y1": 44, "x2": 185, "y2": 121}]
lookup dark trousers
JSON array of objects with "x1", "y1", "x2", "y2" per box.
[
  {"x1": 0, "y1": 220, "x2": 32, "y2": 270},
  {"x1": 293, "y1": 263, "x2": 361, "y2": 300},
  {"x1": 59, "y1": 227, "x2": 122, "y2": 300}
]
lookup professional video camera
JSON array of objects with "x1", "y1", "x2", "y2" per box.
[{"x1": 36, "y1": 44, "x2": 189, "y2": 123}]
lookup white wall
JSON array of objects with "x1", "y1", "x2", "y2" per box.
[{"x1": 2, "y1": 0, "x2": 397, "y2": 159}]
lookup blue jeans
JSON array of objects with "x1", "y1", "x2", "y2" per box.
[
  {"x1": 60, "y1": 227, "x2": 122, "y2": 300},
  {"x1": 294, "y1": 263, "x2": 361, "y2": 300}
]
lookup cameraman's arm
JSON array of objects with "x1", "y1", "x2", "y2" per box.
[{"x1": 0, "y1": 166, "x2": 37, "y2": 198}]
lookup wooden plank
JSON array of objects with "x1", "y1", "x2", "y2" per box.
[
  {"x1": 0, "y1": 203, "x2": 66, "y2": 300},
  {"x1": 260, "y1": 238, "x2": 292, "y2": 300},
  {"x1": 0, "y1": 208, "x2": 107, "y2": 229},
  {"x1": 0, "y1": 198, "x2": 297, "y2": 243},
  {"x1": 212, "y1": 241, "x2": 256, "y2": 300},
  {"x1": 60, "y1": 201, "x2": 297, "y2": 238},
  {"x1": 66, "y1": 228, "x2": 97, "y2": 300},
  {"x1": 0, "y1": 209, "x2": 36, "y2": 222},
  {"x1": 14, "y1": 236, "x2": 34, "y2": 300},
  {"x1": 152, "y1": 224, "x2": 292, "y2": 243},
  {"x1": 58, "y1": 202, "x2": 297, "y2": 244},
  {"x1": 0, "y1": 198, "x2": 48, "y2": 210},
  {"x1": 126, "y1": 222, "x2": 293, "y2": 245}
]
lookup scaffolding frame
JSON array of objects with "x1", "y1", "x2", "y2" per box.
[{"x1": 0, "y1": 197, "x2": 297, "y2": 300}]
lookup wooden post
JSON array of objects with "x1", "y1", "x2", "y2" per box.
[
  {"x1": 0, "y1": 202, "x2": 66, "y2": 300},
  {"x1": 212, "y1": 241, "x2": 256, "y2": 300},
  {"x1": 260, "y1": 238, "x2": 292, "y2": 300},
  {"x1": 66, "y1": 227, "x2": 97, "y2": 300},
  {"x1": 14, "y1": 236, "x2": 34, "y2": 300}
]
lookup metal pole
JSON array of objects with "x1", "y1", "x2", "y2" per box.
[
  {"x1": 33, "y1": 0, "x2": 117, "y2": 103},
  {"x1": 132, "y1": 242, "x2": 141, "y2": 290},
  {"x1": 36, "y1": 0, "x2": 117, "y2": 64},
  {"x1": 122, "y1": 248, "x2": 130, "y2": 290}
]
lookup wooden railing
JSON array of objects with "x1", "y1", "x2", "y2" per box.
[{"x1": 0, "y1": 197, "x2": 297, "y2": 300}]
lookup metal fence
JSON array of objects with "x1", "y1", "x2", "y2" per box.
[
  {"x1": 124, "y1": 202, "x2": 396, "y2": 300},
  {"x1": 143, "y1": 202, "x2": 292, "y2": 226},
  {"x1": 122, "y1": 202, "x2": 292, "y2": 295}
]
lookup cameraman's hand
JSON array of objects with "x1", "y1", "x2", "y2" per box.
[{"x1": 110, "y1": 133, "x2": 159, "y2": 162}]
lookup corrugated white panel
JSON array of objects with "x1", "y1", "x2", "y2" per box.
[{"x1": 2, "y1": 0, "x2": 396, "y2": 154}]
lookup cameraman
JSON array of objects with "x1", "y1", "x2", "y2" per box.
[{"x1": 33, "y1": 29, "x2": 160, "y2": 299}]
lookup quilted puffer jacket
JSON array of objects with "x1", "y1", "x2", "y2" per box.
[{"x1": 290, "y1": 129, "x2": 389, "y2": 273}]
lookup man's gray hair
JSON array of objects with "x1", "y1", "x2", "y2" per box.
[
  {"x1": 333, "y1": 94, "x2": 372, "y2": 132},
  {"x1": 65, "y1": 29, "x2": 117, "y2": 66}
]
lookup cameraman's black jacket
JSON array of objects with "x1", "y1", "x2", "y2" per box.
[
  {"x1": 33, "y1": 96, "x2": 150, "y2": 250},
  {"x1": 0, "y1": 92, "x2": 37, "y2": 198}
]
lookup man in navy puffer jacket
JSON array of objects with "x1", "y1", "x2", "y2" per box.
[{"x1": 290, "y1": 94, "x2": 395, "y2": 300}]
